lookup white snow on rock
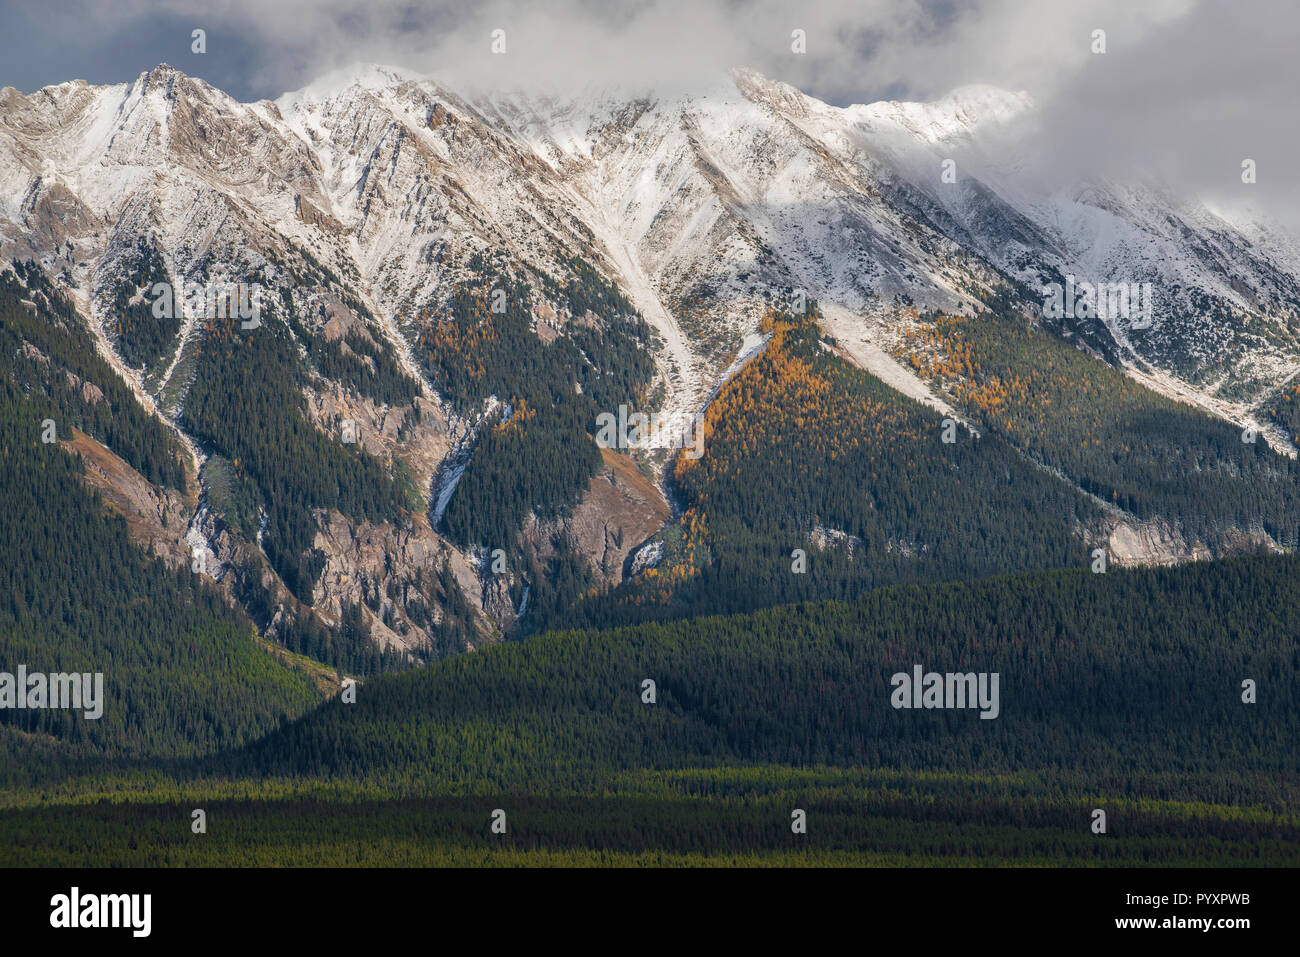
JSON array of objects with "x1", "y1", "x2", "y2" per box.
[{"x1": 3, "y1": 60, "x2": 1300, "y2": 476}]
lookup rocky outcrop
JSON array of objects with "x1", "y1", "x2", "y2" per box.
[
  {"x1": 63, "y1": 426, "x2": 194, "y2": 569},
  {"x1": 809, "y1": 525, "x2": 865, "y2": 559},
  {"x1": 524, "y1": 447, "x2": 670, "y2": 584},
  {"x1": 1100, "y1": 516, "x2": 1281, "y2": 567},
  {"x1": 310, "y1": 509, "x2": 444, "y2": 653},
  {"x1": 294, "y1": 194, "x2": 344, "y2": 235},
  {"x1": 301, "y1": 384, "x2": 449, "y2": 493}
]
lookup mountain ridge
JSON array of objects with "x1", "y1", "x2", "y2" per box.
[{"x1": 4, "y1": 60, "x2": 1300, "y2": 665}]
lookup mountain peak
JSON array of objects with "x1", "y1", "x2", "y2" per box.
[
  {"x1": 834, "y1": 82, "x2": 1032, "y2": 144},
  {"x1": 135, "y1": 62, "x2": 183, "y2": 93},
  {"x1": 930, "y1": 83, "x2": 1034, "y2": 122},
  {"x1": 729, "y1": 66, "x2": 811, "y2": 114},
  {"x1": 277, "y1": 62, "x2": 433, "y2": 110}
]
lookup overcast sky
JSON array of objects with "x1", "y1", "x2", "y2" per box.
[
  {"x1": 0, "y1": 0, "x2": 1225, "y2": 105},
  {"x1": 2, "y1": 0, "x2": 1297, "y2": 225}
]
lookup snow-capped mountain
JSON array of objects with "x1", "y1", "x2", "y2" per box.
[
  {"x1": 4, "y1": 61, "x2": 1300, "y2": 653},
  {"x1": 6, "y1": 63, "x2": 1298, "y2": 424}
]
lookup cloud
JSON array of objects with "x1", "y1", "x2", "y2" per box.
[
  {"x1": 7, "y1": 0, "x2": 1192, "y2": 104},
  {"x1": 984, "y1": 0, "x2": 1300, "y2": 230},
  {"x1": 4, "y1": 0, "x2": 1298, "y2": 226}
]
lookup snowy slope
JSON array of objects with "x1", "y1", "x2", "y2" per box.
[{"x1": 4, "y1": 61, "x2": 1300, "y2": 455}]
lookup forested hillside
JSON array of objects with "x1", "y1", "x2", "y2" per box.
[
  {"x1": 549, "y1": 306, "x2": 1098, "y2": 629},
  {"x1": 425, "y1": 251, "x2": 655, "y2": 551},
  {"x1": 3, "y1": 553, "x2": 1295, "y2": 865},
  {"x1": 540, "y1": 301, "x2": 1300, "y2": 632},
  {"x1": 1, "y1": 264, "x2": 188, "y2": 490},
  {"x1": 234, "y1": 553, "x2": 1298, "y2": 790},
  {"x1": 181, "y1": 307, "x2": 416, "y2": 604},
  {"x1": 896, "y1": 307, "x2": 1300, "y2": 544},
  {"x1": 0, "y1": 282, "x2": 322, "y2": 775},
  {"x1": 106, "y1": 236, "x2": 182, "y2": 374},
  {"x1": 1260, "y1": 374, "x2": 1300, "y2": 450}
]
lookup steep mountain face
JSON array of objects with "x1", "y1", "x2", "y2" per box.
[
  {"x1": 477, "y1": 68, "x2": 1300, "y2": 429},
  {"x1": 3, "y1": 62, "x2": 1300, "y2": 665}
]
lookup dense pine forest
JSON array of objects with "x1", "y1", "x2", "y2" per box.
[
  {"x1": 106, "y1": 236, "x2": 183, "y2": 374},
  {"x1": 0, "y1": 333, "x2": 320, "y2": 771},
  {"x1": 1, "y1": 264, "x2": 188, "y2": 490},
  {"x1": 233, "y1": 553, "x2": 1300, "y2": 789},
  {"x1": 441, "y1": 398, "x2": 603, "y2": 550},
  {"x1": 282, "y1": 295, "x2": 422, "y2": 408},
  {"x1": 1260, "y1": 374, "x2": 1300, "y2": 450},
  {"x1": 2, "y1": 554, "x2": 1296, "y2": 865},
  {"x1": 420, "y1": 251, "x2": 655, "y2": 550},
  {"x1": 897, "y1": 307, "x2": 1300, "y2": 544},
  {"x1": 181, "y1": 308, "x2": 416, "y2": 604}
]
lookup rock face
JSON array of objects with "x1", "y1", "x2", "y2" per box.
[
  {"x1": 294, "y1": 194, "x2": 344, "y2": 235},
  {"x1": 301, "y1": 385, "x2": 450, "y2": 493},
  {"x1": 809, "y1": 525, "x2": 866, "y2": 559},
  {"x1": 64, "y1": 427, "x2": 194, "y2": 569},
  {"x1": 311, "y1": 510, "x2": 445, "y2": 653},
  {"x1": 525, "y1": 448, "x2": 671, "y2": 584},
  {"x1": 1104, "y1": 517, "x2": 1281, "y2": 568}
]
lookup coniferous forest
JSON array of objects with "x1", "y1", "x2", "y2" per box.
[
  {"x1": 2, "y1": 554, "x2": 1297, "y2": 865},
  {"x1": 3, "y1": 251, "x2": 1298, "y2": 869}
]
